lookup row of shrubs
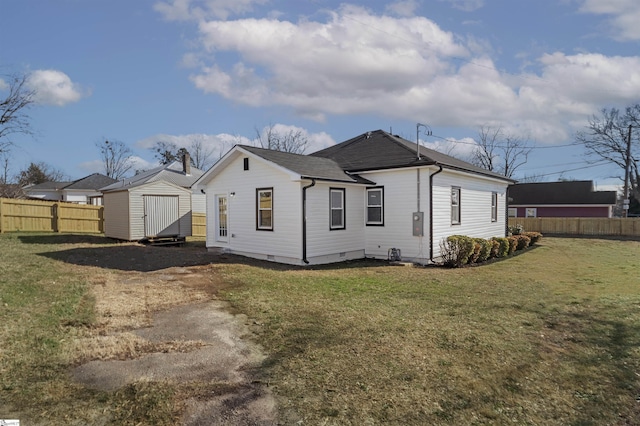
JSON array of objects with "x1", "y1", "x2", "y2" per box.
[{"x1": 439, "y1": 231, "x2": 542, "y2": 268}]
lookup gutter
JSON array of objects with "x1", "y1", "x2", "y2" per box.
[
  {"x1": 429, "y1": 164, "x2": 444, "y2": 262},
  {"x1": 302, "y1": 178, "x2": 316, "y2": 264}
]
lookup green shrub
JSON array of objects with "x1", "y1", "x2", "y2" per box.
[
  {"x1": 523, "y1": 231, "x2": 542, "y2": 245},
  {"x1": 512, "y1": 234, "x2": 531, "y2": 250},
  {"x1": 489, "y1": 239, "x2": 500, "y2": 259},
  {"x1": 491, "y1": 237, "x2": 510, "y2": 258},
  {"x1": 506, "y1": 236, "x2": 518, "y2": 254},
  {"x1": 474, "y1": 238, "x2": 492, "y2": 263},
  {"x1": 440, "y1": 235, "x2": 474, "y2": 267}
]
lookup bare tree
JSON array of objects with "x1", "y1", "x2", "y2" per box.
[
  {"x1": 1, "y1": 73, "x2": 35, "y2": 153},
  {"x1": 576, "y1": 105, "x2": 640, "y2": 200},
  {"x1": 96, "y1": 139, "x2": 134, "y2": 179},
  {"x1": 189, "y1": 136, "x2": 216, "y2": 170},
  {"x1": 255, "y1": 124, "x2": 309, "y2": 154},
  {"x1": 471, "y1": 125, "x2": 533, "y2": 178}
]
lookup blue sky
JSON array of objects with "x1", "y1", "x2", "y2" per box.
[{"x1": 2, "y1": 0, "x2": 640, "y2": 190}]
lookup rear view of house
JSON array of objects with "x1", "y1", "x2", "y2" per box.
[{"x1": 196, "y1": 130, "x2": 515, "y2": 265}]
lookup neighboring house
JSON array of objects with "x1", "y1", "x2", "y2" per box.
[
  {"x1": 101, "y1": 156, "x2": 205, "y2": 241},
  {"x1": 508, "y1": 181, "x2": 617, "y2": 218},
  {"x1": 195, "y1": 129, "x2": 515, "y2": 265},
  {"x1": 23, "y1": 173, "x2": 117, "y2": 205}
]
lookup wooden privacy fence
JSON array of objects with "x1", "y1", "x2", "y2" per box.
[
  {"x1": 192, "y1": 212, "x2": 206, "y2": 237},
  {"x1": 509, "y1": 217, "x2": 640, "y2": 238},
  {"x1": 0, "y1": 197, "x2": 104, "y2": 233}
]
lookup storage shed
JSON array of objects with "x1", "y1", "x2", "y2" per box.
[
  {"x1": 101, "y1": 156, "x2": 204, "y2": 241},
  {"x1": 102, "y1": 180, "x2": 193, "y2": 241}
]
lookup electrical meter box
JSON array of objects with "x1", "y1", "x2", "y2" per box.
[{"x1": 412, "y1": 212, "x2": 424, "y2": 236}]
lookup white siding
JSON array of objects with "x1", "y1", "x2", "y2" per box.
[
  {"x1": 304, "y1": 182, "x2": 366, "y2": 263},
  {"x1": 191, "y1": 192, "x2": 206, "y2": 214},
  {"x1": 204, "y1": 154, "x2": 303, "y2": 263},
  {"x1": 360, "y1": 168, "x2": 431, "y2": 263},
  {"x1": 431, "y1": 170, "x2": 507, "y2": 258},
  {"x1": 104, "y1": 190, "x2": 131, "y2": 240}
]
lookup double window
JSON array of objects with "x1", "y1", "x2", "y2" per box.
[
  {"x1": 256, "y1": 188, "x2": 273, "y2": 230},
  {"x1": 366, "y1": 187, "x2": 384, "y2": 225},
  {"x1": 330, "y1": 188, "x2": 345, "y2": 230},
  {"x1": 451, "y1": 187, "x2": 461, "y2": 225}
]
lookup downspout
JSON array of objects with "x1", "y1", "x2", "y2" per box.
[
  {"x1": 429, "y1": 164, "x2": 444, "y2": 262},
  {"x1": 302, "y1": 178, "x2": 316, "y2": 264}
]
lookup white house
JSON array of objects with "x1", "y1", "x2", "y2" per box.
[
  {"x1": 23, "y1": 173, "x2": 117, "y2": 205},
  {"x1": 195, "y1": 130, "x2": 515, "y2": 265},
  {"x1": 101, "y1": 156, "x2": 205, "y2": 241}
]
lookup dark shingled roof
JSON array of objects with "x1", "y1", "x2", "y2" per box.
[
  {"x1": 509, "y1": 181, "x2": 617, "y2": 205},
  {"x1": 26, "y1": 181, "x2": 71, "y2": 190},
  {"x1": 240, "y1": 145, "x2": 374, "y2": 184},
  {"x1": 64, "y1": 173, "x2": 117, "y2": 190},
  {"x1": 311, "y1": 129, "x2": 514, "y2": 182}
]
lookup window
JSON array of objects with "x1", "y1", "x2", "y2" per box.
[
  {"x1": 216, "y1": 195, "x2": 228, "y2": 241},
  {"x1": 330, "y1": 188, "x2": 345, "y2": 230},
  {"x1": 491, "y1": 192, "x2": 498, "y2": 222},
  {"x1": 508, "y1": 208, "x2": 518, "y2": 218},
  {"x1": 256, "y1": 188, "x2": 273, "y2": 230},
  {"x1": 366, "y1": 187, "x2": 384, "y2": 225},
  {"x1": 526, "y1": 208, "x2": 537, "y2": 218},
  {"x1": 243, "y1": 158, "x2": 249, "y2": 170},
  {"x1": 451, "y1": 187, "x2": 461, "y2": 225}
]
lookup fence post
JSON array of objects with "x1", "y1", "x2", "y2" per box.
[{"x1": 53, "y1": 203, "x2": 61, "y2": 233}]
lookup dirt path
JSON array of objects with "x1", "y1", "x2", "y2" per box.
[{"x1": 53, "y1": 242, "x2": 279, "y2": 425}]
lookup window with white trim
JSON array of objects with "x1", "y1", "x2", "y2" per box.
[
  {"x1": 366, "y1": 187, "x2": 384, "y2": 225},
  {"x1": 256, "y1": 188, "x2": 273, "y2": 230},
  {"x1": 526, "y1": 208, "x2": 537, "y2": 218},
  {"x1": 508, "y1": 208, "x2": 518, "y2": 217},
  {"x1": 330, "y1": 188, "x2": 345, "y2": 230},
  {"x1": 451, "y1": 187, "x2": 461, "y2": 225},
  {"x1": 491, "y1": 192, "x2": 498, "y2": 222}
]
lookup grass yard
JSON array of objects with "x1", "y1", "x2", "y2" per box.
[
  {"x1": 219, "y1": 237, "x2": 640, "y2": 425},
  {"x1": 0, "y1": 233, "x2": 639, "y2": 424}
]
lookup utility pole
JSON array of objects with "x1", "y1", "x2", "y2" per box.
[{"x1": 623, "y1": 125, "x2": 632, "y2": 218}]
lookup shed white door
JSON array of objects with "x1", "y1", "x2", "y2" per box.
[{"x1": 143, "y1": 195, "x2": 180, "y2": 237}]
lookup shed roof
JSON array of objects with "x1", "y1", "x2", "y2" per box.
[
  {"x1": 509, "y1": 181, "x2": 617, "y2": 205},
  {"x1": 101, "y1": 161, "x2": 204, "y2": 192}
]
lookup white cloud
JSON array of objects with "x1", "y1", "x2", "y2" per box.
[
  {"x1": 385, "y1": 0, "x2": 420, "y2": 17},
  {"x1": 154, "y1": 0, "x2": 267, "y2": 21},
  {"x1": 167, "y1": 4, "x2": 640, "y2": 144},
  {"x1": 27, "y1": 70, "x2": 87, "y2": 106},
  {"x1": 79, "y1": 156, "x2": 156, "y2": 176},
  {"x1": 579, "y1": 0, "x2": 640, "y2": 41},
  {"x1": 0, "y1": 78, "x2": 7, "y2": 91},
  {"x1": 137, "y1": 127, "x2": 335, "y2": 157}
]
